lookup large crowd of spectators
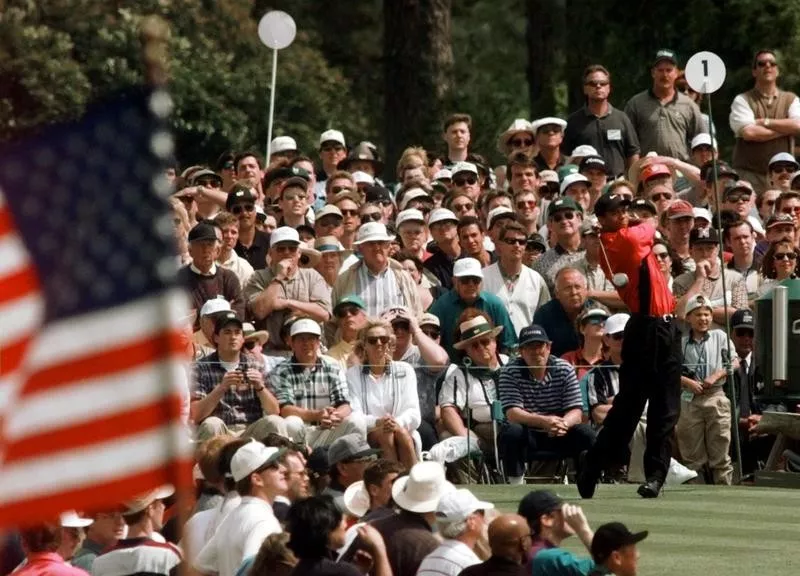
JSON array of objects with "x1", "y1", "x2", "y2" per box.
[{"x1": 4, "y1": 48, "x2": 800, "y2": 576}]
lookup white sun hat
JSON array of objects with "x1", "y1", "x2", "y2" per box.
[
  {"x1": 343, "y1": 480, "x2": 371, "y2": 518},
  {"x1": 353, "y1": 222, "x2": 395, "y2": 245},
  {"x1": 391, "y1": 461, "x2": 455, "y2": 514}
]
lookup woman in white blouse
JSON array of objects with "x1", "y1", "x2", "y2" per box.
[{"x1": 346, "y1": 318, "x2": 421, "y2": 468}]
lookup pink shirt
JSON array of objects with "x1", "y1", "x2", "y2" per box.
[{"x1": 15, "y1": 553, "x2": 89, "y2": 576}]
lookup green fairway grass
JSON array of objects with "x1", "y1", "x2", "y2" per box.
[{"x1": 468, "y1": 483, "x2": 800, "y2": 576}]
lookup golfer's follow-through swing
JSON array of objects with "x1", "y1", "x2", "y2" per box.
[{"x1": 577, "y1": 193, "x2": 683, "y2": 499}]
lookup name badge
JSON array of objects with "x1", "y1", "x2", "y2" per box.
[{"x1": 607, "y1": 129, "x2": 622, "y2": 141}]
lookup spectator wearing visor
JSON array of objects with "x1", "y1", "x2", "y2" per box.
[
  {"x1": 564, "y1": 64, "x2": 640, "y2": 178},
  {"x1": 532, "y1": 117, "x2": 568, "y2": 172}
]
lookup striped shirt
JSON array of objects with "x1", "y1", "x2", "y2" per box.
[
  {"x1": 271, "y1": 355, "x2": 351, "y2": 411},
  {"x1": 91, "y1": 538, "x2": 181, "y2": 576},
  {"x1": 681, "y1": 329, "x2": 732, "y2": 399},
  {"x1": 354, "y1": 263, "x2": 406, "y2": 317},
  {"x1": 585, "y1": 361, "x2": 620, "y2": 416},
  {"x1": 498, "y1": 356, "x2": 583, "y2": 416},
  {"x1": 416, "y1": 540, "x2": 481, "y2": 576}
]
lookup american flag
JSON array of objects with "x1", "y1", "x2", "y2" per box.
[{"x1": 0, "y1": 87, "x2": 192, "y2": 527}]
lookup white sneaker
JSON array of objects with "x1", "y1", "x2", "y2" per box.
[
  {"x1": 508, "y1": 476, "x2": 525, "y2": 485},
  {"x1": 665, "y1": 459, "x2": 698, "y2": 485}
]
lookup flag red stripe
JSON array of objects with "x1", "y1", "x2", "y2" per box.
[
  {"x1": 0, "y1": 207, "x2": 13, "y2": 237},
  {"x1": 4, "y1": 395, "x2": 184, "y2": 462},
  {"x1": 0, "y1": 335, "x2": 33, "y2": 376},
  {"x1": 0, "y1": 461, "x2": 193, "y2": 528},
  {"x1": 0, "y1": 266, "x2": 39, "y2": 306},
  {"x1": 24, "y1": 329, "x2": 187, "y2": 395}
]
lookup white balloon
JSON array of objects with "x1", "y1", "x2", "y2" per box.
[
  {"x1": 684, "y1": 51, "x2": 726, "y2": 95},
  {"x1": 257, "y1": 11, "x2": 296, "y2": 50}
]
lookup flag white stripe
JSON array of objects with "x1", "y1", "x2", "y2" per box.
[
  {"x1": 0, "y1": 375, "x2": 21, "y2": 418},
  {"x1": 0, "y1": 235, "x2": 31, "y2": 278},
  {"x1": 0, "y1": 293, "x2": 44, "y2": 349},
  {"x1": 0, "y1": 424, "x2": 191, "y2": 505},
  {"x1": 26, "y1": 288, "x2": 190, "y2": 370},
  {"x1": 7, "y1": 359, "x2": 189, "y2": 439}
]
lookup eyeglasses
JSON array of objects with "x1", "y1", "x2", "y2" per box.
[
  {"x1": 332, "y1": 185, "x2": 354, "y2": 194},
  {"x1": 756, "y1": 59, "x2": 777, "y2": 68},
  {"x1": 336, "y1": 306, "x2": 362, "y2": 319},
  {"x1": 273, "y1": 244, "x2": 299, "y2": 254},
  {"x1": 782, "y1": 206, "x2": 800, "y2": 214},
  {"x1": 726, "y1": 193, "x2": 752, "y2": 203},
  {"x1": 510, "y1": 138, "x2": 534, "y2": 147},
  {"x1": 771, "y1": 165, "x2": 795, "y2": 174},
  {"x1": 585, "y1": 80, "x2": 610, "y2": 88},
  {"x1": 503, "y1": 237, "x2": 527, "y2": 246},
  {"x1": 243, "y1": 341, "x2": 257, "y2": 350},
  {"x1": 458, "y1": 277, "x2": 482, "y2": 285},
  {"x1": 360, "y1": 212, "x2": 382, "y2": 223},
  {"x1": 765, "y1": 199, "x2": 777, "y2": 206},
  {"x1": 551, "y1": 211, "x2": 575, "y2": 223},
  {"x1": 232, "y1": 204, "x2": 256, "y2": 214},
  {"x1": 422, "y1": 329, "x2": 440, "y2": 339},
  {"x1": 340, "y1": 209, "x2": 359, "y2": 217},
  {"x1": 516, "y1": 200, "x2": 537, "y2": 209},
  {"x1": 469, "y1": 337, "x2": 493, "y2": 350},
  {"x1": 653, "y1": 250, "x2": 669, "y2": 260},
  {"x1": 283, "y1": 191, "x2": 306, "y2": 202},
  {"x1": 452, "y1": 202, "x2": 474, "y2": 212},
  {"x1": 454, "y1": 175, "x2": 478, "y2": 187},
  {"x1": 196, "y1": 179, "x2": 221, "y2": 188},
  {"x1": 367, "y1": 335, "x2": 391, "y2": 346},
  {"x1": 774, "y1": 252, "x2": 797, "y2": 261},
  {"x1": 650, "y1": 192, "x2": 673, "y2": 202}
]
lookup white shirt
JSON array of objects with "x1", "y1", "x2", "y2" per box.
[
  {"x1": 194, "y1": 496, "x2": 281, "y2": 576},
  {"x1": 438, "y1": 356, "x2": 508, "y2": 423},
  {"x1": 481, "y1": 262, "x2": 551, "y2": 335},
  {"x1": 416, "y1": 539, "x2": 481, "y2": 576},
  {"x1": 219, "y1": 251, "x2": 254, "y2": 288},
  {"x1": 729, "y1": 93, "x2": 800, "y2": 135},
  {"x1": 190, "y1": 262, "x2": 217, "y2": 276},
  {"x1": 346, "y1": 361, "x2": 421, "y2": 431},
  {"x1": 181, "y1": 508, "x2": 215, "y2": 565}
]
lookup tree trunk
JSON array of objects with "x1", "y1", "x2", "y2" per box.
[
  {"x1": 526, "y1": 0, "x2": 564, "y2": 118},
  {"x1": 384, "y1": 0, "x2": 453, "y2": 180}
]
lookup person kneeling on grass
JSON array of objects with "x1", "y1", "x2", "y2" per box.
[{"x1": 677, "y1": 295, "x2": 736, "y2": 485}]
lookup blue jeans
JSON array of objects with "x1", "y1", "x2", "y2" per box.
[{"x1": 499, "y1": 422, "x2": 596, "y2": 478}]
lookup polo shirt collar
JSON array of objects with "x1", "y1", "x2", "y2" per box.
[
  {"x1": 290, "y1": 355, "x2": 321, "y2": 373},
  {"x1": 648, "y1": 88, "x2": 679, "y2": 105},
  {"x1": 689, "y1": 330, "x2": 711, "y2": 344},
  {"x1": 190, "y1": 262, "x2": 217, "y2": 276},
  {"x1": 582, "y1": 103, "x2": 614, "y2": 118}
]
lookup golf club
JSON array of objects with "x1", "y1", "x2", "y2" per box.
[{"x1": 596, "y1": 231, "x2": 629, "y2": 288}]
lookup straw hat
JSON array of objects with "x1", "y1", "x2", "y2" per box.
[
  {"x1": 453, "y1": 316, "x2": 503, "y2": 351},
  {"x1": 242, "y1": 322, "x2": 269, "y2": 346}
]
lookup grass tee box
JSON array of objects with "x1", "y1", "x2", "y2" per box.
[{"x1": 469, "y1": 484, "x2": 800, "y2": 576}]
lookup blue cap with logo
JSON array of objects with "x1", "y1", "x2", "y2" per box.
[{"x1": 518, "y1": 324, "x2": 551, "y2": 347}]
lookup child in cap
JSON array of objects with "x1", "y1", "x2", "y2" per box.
[{"x1": 676, "y1": 295, "x2": 736, "y2": 485}]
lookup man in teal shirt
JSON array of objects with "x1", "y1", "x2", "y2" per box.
[{"x1": 429, "y1": 257, "x2": 517, "y2": 360}]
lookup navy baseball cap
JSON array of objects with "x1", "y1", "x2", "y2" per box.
[
  {"x1": 518, "y1": 490, "x2": 563, "y2": 526},
  {"x1": 731, "y1": 309, "x2": 754, "y2": 331},
  {"x1": 518, "y1": 324, "x2": 551, "y2": 347},
  {"x1": 591, "y1": 522, "x2": 649, "y2": 564}
]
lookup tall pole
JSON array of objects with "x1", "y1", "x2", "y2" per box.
[{"x1": 265, "y1": 48, "x2": 278, "y2": 162}]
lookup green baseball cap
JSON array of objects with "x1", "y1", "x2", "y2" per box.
[
  {"x1": 653, "y1": 49, "x2": 678, "y2": 66},
  {"x1": 334, "y1": 295, "x2": 366, "y2": 313},
  {"x1": 547, "y1": 196, "x2": 583, "y2": 218},
  {"x1": 557, "y1": 164, "x2": 579, "y2": 182}
]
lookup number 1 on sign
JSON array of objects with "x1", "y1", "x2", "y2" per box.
[{"x1": 702, "y1": 59, "x2": 708, "y2": 77}]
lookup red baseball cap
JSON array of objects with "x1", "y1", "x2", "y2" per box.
[
  {"x1": 666, "y1": 199, "x2": 694, "y2": 219},
  {"x1": 641, "y1": 163, "x2": 672, "y2": 182}
]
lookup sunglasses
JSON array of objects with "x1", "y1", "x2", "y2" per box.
[
  {"x1": 243, "y1": 341, "x2": 257, "y2": 350},
  {"x1": 651, "y1": 192, "x2": 673, "y2": 202},
  {"x1": 422, "y1": 329, "x2": 440, "y2": 339},
  {"x1": 503, "y1": 237, "x2": 527, "y2": 246},
  {"x1": 340, "y1": 209, "x2": 359, "y2": 217},
  {"x1": 196, "y1": 179, "x2": 221, "y2": 188},
  {"x1": 756, "y1": 59, "x2": 777, "y2": 68},
  {"x1": 510, "y1": 138, "x2": 534, "y2": 147},
  {"x1": 517, "y1": 200, "x2": 537, "y2": 209},
  {"x1": 367, "y1": 335, "x2": 391, "y2": 346},
  {"x1": 539, "y1": 125, "x2": 562, "y2": 134},
  {"x1": 585, "y1": 80, "x2": 610, "y2": 88},
  {"x1": 771, "y1": 165, "x2": 795, "y2": 174},
  {"x1": 734, "y1": 328, "x2": 754, "y2": 338},
  {"x1": 283, "y1": 191, "x2": 305, "y2": 202},
  {"x1": 551, "y1": 210, "x2": 575, "y2": 223},
  {"x1": 273, "y1": 244, "x2": 299, "y2": 254},
  {"x1": 782, "y1": 206, "x2": 800, "y2": 214},
  {"x1": 774, "y1": 252, "x2": 797, "y2": 261},
  {"x1": 332, "y1": 185, "x2": 355, "y2": 194},
  {"x1": 765, "y1": 199, "x2": 777, "y2": 206},
  {"x1": 653, "y1": 250, "x2": 669, "y2": 260},
  {"x1": 458, "y1": 276, "x2": 482, "y2": 285},
  {"x1": 336, "y1": 306, "x2": 361, "y2": 319},
  {"x1": 469, "y1": 337, "x2": 493, "y2": 350},
  {"x1": 232, "y1": 204, "x2": 256, "y2": 214},
  {"x1": 452, "y1": 202, "x2": 474, "y2": 212},
  {"x1": 726, "y1": 193, "x2": 751, "y2": 203},
  {"x1": 361, "y1": 212, "x2": 382, "y2": 223},
  {"x1": 454, "y1": 175, "x2": 478, "y2": 187}
]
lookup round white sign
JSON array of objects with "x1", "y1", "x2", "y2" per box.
[
  {"x1": 258, "y1": 11, "x2": 296, "y2": 50},
  {"x1": 684, "y1": 51, "x2": 726, "y2": 94}
]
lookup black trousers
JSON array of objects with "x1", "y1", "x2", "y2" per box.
[
  {"x1": 500, "y1": 422, "x2": 596, "y2": 478},
  {"x1": 587, "y1": 314, "x2": 682, "y2": 483}
]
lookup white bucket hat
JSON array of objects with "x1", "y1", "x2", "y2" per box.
[
  {"x1": 391, "y1": 462, "x2": 455, "y2": 514},
  {"x1": 354, "y1": 222, "x2": 395, "y2": 245},
  {"x1": 498, "y1": 118, "x2": 535, "y2": 152},
  {"x1": 343, "y1": 480, "x2": 371, "y2": 518}
]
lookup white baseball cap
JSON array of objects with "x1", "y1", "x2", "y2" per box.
[
  {"x1": 435, "y1": 488, "x2": 494, "y2": 523},
  {"x1": 605, "y1": 313, "x2": 630, "y2": 335},
  {"x1": 691, "y1": 133, "x2": 717, "y2": 150},
  {"x1": 487, "y1": 206, "x2": 515, "y2": 229},
  {"x1": 453, "y1": 258, "x2": 483, "y2": 279},
  {"x1": 560, "y1": 173, "x2": 590, "y2": 195},
  {"x1": 433, "y1": 168, "x2": 452, "y2": 181},
  {"x1": 60, "y1": 510, "x2": 94, "y2": 528},
  {"x1": 354, "y1": 222, "x2": 395, "y2": 245},
  {"x1": 399, "y1": 188, "x2": 431, "y2": 210},
  {"x1": 396, "y1": 209, "x2": 426, "y2": 227},
  {"x1": 270, "y1": 226, "x2": 301, "y2": 248},
  {"x1": 290, "y1": 318, "x2": 323, "y2": 338},
  {"x1": 352, "y1": 171, "x2": 375, "y2": 185},
  {"x1": 685, "y1": 294, "x2": 713, "y2": 316},
  {"x1": 200, "y1": 296, "x2": 232, "y2": 317},
  {"x1": 531, "y1": 117, "x2": 567, "y2": 133},
  {"x1": 231, "y1": 441, "x2": 284, "y2": 482},
  {"x1": 271, "y1": 136, "x2": 298, "y2": 155},
  {"x1": 768, "y1": 152, "x2": 798, "y2": 168},
  {"x1": 319, "y1": 129, "x2": 346, "y2": 148},
  {"x1": 428, "y1": 208, "x2": 459, "y2": 226},
  {"x1": 692, "y1": 207, "x2": 713, "y2": 223},
  {"x1": 570, "y1": 144, "x2": 599, "y2": 158},
  {"x1": 451, "y1": 162, "x2": 478, "y2": 176}
]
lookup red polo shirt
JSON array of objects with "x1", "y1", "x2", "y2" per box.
[
  {"x1": 14, "y1": 553, "x2": 89, "y2": 576},
  {"x1": 599, "y1": 221, "x2": 674, "y2": 316}
]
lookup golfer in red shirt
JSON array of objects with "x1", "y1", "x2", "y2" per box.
[{"x1": 577, "y1": 193, "x2": 682, "y2": 499}]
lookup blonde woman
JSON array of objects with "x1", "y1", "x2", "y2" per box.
[
  {"x1": 346, "y1": 319, "x2": 421, "y2": 468},
  {"x1": 397, "y1": 146, "x2": 430, "y2": 182},
  {"x1": 169, "y1": 197, "x2": 192, "y2": 265}
]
